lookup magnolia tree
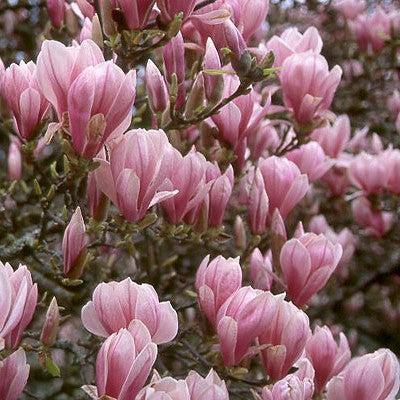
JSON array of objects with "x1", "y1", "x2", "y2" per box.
[{"x1": 0, "y1": 0, "x2": 400, "y2": 399}]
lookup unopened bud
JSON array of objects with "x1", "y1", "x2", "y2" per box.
[
  {"x1": 234, "y1": 216, "x2": 246, "y2": 250},
  {"x1": 7, "y1": 136, "x2": 22, "y2": 181},
  {"x1": 146, "y1": 60, "x2": 169, "y2": 113},
  {"x1": 40, "y1": 297, "x2": 60, "y2": 346},
  {"x1": 185, "y1": 72, "x2": 205, "y2": 119},
  {"x1": 98, "y1": 0, "x2": 116, "y2": 37},
  {"x1": 62, "y1": 207, "x2": 89, "y2": 279}
]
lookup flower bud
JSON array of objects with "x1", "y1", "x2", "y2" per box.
[
  {"x1": 7, "y1": 136, "x2": 22, "y2": 181},
  {"x1": 46, "y1": 0, "x2": 65, "y2": 28},
  {"x1": 40, "y1": 297, "x2": 60, "y2": 346},
  {"x1": 203, "y1": 38, "x2": 224, "y2": 103},
  {"x1": 249, "y1": 248, "x2": 273, "y2": 291},
  {"x1": 62, "y1": 207, "x2": 88, "y2": 279},
  {"x1": 305, "y1": 326, "x2": 351, "y2": 393},
  {"x1": 195, "y1": 255, "x2": 242, "y2": 327},
  {"x1": 146, "y1": 59, "x2": 169, "y2": 113},
  {"x1": 247, "y1": 168, "x2": 269, "y2": 234},
  {"x1": 234, "y1": 216, "x2": 246, "y2": 250}
]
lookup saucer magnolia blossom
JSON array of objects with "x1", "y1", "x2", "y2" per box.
[
  {"x1": 258, "y1": 156, "x2": 309, "y2": 219},
  {"x1": 280, "y1": 51, "x2": 342, "y2": 124},
  {"x1": 93, "y1": 129, "x2": 177, "y2": 222},
  {"x1": 305, "y1": 326, "x2": 351, "y2": 393},
  {"x1": 195, "y1": 254, "x2": 242, "y2": 327},
  {"x1": 262, "y1": 375, "x2": 313, "y2": 400},
  {"x1": 258, "y1": 298, "x2": 311, "y2": 381},
  {"x1": 326, "y1": 349, "x2": 400, "y2": 400},
  {"x1": 161, "y1": 149, "x2": 210, "y2": 225},
  {"x1": 311, "y1": 114, "x2": 351, "y2": 158},
  {"x1": 333, "y1": 0, "x2": 365, "y2": 20},
  {"x1": 81, "y1": 278, "x2": 178, "y2": 344},
  {"x1": 266, "y1": 27, "x2": 323, "y2": 67},
  {"x1": 280, "y1": 232, "x2": 343, "y2": 307},
  {"x1": 349, "y1": 152, "x2": 388, "y2": 195},
  {"x1": 285, "y1": 141, "x2": 332, "y2": 183},
  {"x1": 1, "y1": 60, "x2": 49, "y2": 140},
  {"x1": 0, "y1": 262, "x2": 38, "y2": 348},
  {"x1": 352, "y1": 197, "x2": 394, "y2": 237},
  {"x1": 186, "y1": 369, "x2": 229, "y2": 400},
  {"x1": 216, "y1": 288, "x2": 277, "y2": 366},
  {"x1": 0, "y1": 349, "x2": 30, "y2": 400},
  {"x1": 136, "y1": 371, "x2": 190, "y2": 400},
  {"x1": 96, "y1": 322, "x2": 158, "y2": 400},
  {"x1": 67, "y1": 61, "x2": 136, "y2": 158},
  {"x1": 36, "y1": 39, "x2": 104, "y2": 119}
]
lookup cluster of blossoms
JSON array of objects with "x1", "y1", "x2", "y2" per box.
[{"x1": 0, "y1": 0, "x2": 399, "y2": 399}]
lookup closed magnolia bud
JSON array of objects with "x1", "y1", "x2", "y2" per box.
[
  {"x1": 305, "y1": 326, "x2": 351, "y2": 393},
  {"x1": 185, "y1": 72, "x2": 205, "y2": 119},
  {"x1": 249, "y1": 248, "x2": 273, "y2": 291},
  {"x1": 203, "y1": 38, "x2": 223, "y2": 103},
  {"x1": 98, "y1": 0, "x2": 116, "y2": 37},
  {"x1": 163, "y1": 32, "x2": 186, "y2": 108},
  {"x1": 146, "y1": 59, "x2": 169, "y2": 113},
  {"x1": 248, "y1": 168, "x2": 269, "y2": 234},
  {"x1": 87, "y1": 169, "x2": 109, "y2": 222},
  {"x1": 223, "y1": 19, "x2": 246, "y2": 60},
  {"x1": 7, "y1": 136, "x2": 22, "y2": 181},
  {"x1": 234, "y1": 216, "x2": 246, "y2": 249},
  {"x1": 195, "y1": 255, "x2": 242, "y2": 327},
  {"x1": 91, "y1": 14, "x2": 104, "y2": 49},
  {"x1": 40, "y1": 297, "x2": 60, "y2": 346},
  {"x1": 62, "y1": 207, "x2": 88, "y2": 279},
  {"x1": 65, "y1": 5, "x2": 80, "y2": 37},
  {"x1": 46, "y1": 0, "x2": 65, "y2": 28}
]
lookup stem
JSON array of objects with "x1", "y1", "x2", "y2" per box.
[{"x1": 164, "y1": 82, "x2": 250, "y2": 131}]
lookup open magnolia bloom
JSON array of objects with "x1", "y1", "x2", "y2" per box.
[
  {"x1": 2, "y1": 1, "x2": 400, "y2": 399},
  {"x1": 81, "y1": 278, "x2": 178, "y2": 344}
]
